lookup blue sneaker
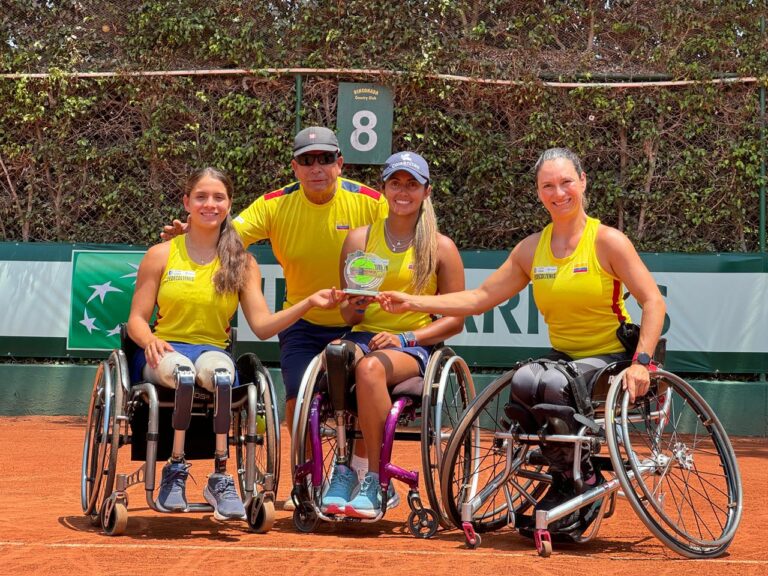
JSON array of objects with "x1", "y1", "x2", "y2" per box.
[
  {"x1": 321, "y1": 464, "x2": 358, "y2": 515},
  {"x1": 204, "y1": 473, "x2": 246, "y2": 520},
  {"x1": 345, "y1": 472, "x2": 400, "y2": 519},
  {"x1": 158, "y1": 459, "x2": 190, "y2": 512}
]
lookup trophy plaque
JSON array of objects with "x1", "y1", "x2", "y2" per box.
[{"x1": 344, "y1": 250, "x2": 388, "y2": 296}]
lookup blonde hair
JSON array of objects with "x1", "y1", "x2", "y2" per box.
[
  {"x1": 184, "y1": 168, "x2": 249, "y2": 294},
  {"x1": 411, "y1": 196, "x2": 439, "y2": 295}
]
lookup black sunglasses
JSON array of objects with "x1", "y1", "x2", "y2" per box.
[{"x1": 296, "y1": 152, "x2": 339, "y2": 166}]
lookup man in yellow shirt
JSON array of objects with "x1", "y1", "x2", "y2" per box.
[{"x1": 232, "y1": 127, "x2": 387, "y2": 435}]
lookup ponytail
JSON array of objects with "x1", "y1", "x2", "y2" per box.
[
  {"x1": 411, "y1": 196, "x2": 439, "y2": 294},
  {"x1": 213, "y1": 214, "x2": 249, "y2": 294}
]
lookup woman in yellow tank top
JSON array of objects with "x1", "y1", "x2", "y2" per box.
[
  {"x1": 127, "y1": 168, "x2": 340, "y2": 521},
  {"x1": 320, "y1": 152, "x2": 466, "y2": 519},
  {"x1": 380, "y1": 148, "x2": 666, "y2": 533}
]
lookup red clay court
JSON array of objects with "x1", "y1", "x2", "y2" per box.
[{"x1": 0, "y1": 416, "x2": 766, "y2": 575}]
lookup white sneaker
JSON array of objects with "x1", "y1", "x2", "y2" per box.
[{"x1": 283, "y1": 498, "x2": 296, "y2": 511}]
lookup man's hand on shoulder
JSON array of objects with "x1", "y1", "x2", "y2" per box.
[{"x1": 160, "y1": 218, "x2": 188, "y2": 241}]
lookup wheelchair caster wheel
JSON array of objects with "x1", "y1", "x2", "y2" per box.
[
  {"x1": 534, "y1": 529, "x2": 552, "y2": 557},
  {"x1": 538, "y1": 540, "x2": 552, "y2": 557},
  {"x1": 462, "y1": 521, "x2": 480, "y2": 549},
  {"x1": 101, "y1": 500, "x2": 128, "y2": 536},
  {"x1": 466, "y1": 533, "x2": 482, "y2": 549},
  {"x1": 247, "y1": 497, "x2": 275, "y2": 533},
  {"x1": 293, "y1": 501, "x2": 319, "y2": 533},
  {"x1": 407, "y1": 508, "x2": 438, "y2": 539}
]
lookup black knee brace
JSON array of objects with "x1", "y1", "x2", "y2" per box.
[
  {"x1": 172, "y1": 365, "x2": 195, "y2": 431},
  {"x1": 212, "y1": 368, "x2": 232, "y2": 435},
  {"x1": 324, "y1": 340, "x2": 356, "y2": 413}
]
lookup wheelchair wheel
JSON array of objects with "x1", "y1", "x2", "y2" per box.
[
  {"x1": 100, "y1": 498, "x2": 128, "y2": 536},
  {"x1": 441, "y1": 370, "x2": 546, "y2": 533},
  {"x1": 81, "y1": 351, "x2": 127, "y2": 522},
  {"x1": 292, "y1": 355, "x2": 356, "y2": 512},
  {"x1": 234, "y1": 354, "x2": 280, "y2": 508},
  {"x1": 605, "y1": 369, "x2": 743, "y2": 558},
  {"x1": 420, "y1": 347, "x2": 475, "y2": 529},
  {"x1": 247, "y1": 495, "x2": 275, "y2": 533},
  {"x1": 291, "y1": 354, "x2": 324, "y2": 473}
]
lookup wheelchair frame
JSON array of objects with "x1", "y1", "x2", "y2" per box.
[
  {"x1": 80, "y1": 345, "x2": 281, "y2": 536},
  {"x1": 290, "y1": 345, "x2": 475, "y2": 538},
  {"x1": 440, "y1": 359, "x2": 743, "y2": 558}
]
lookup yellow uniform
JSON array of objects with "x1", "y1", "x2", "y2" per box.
[
  {"x1": 353, "y1": 219, "x2": 437, "y2": 334},
  {"x1": 234, "y1": 178, "x2": 387, "y2": 326},
  {"x1": 531, "y1": 216, "x2": 631, "y2": 358},
  {"x1": 152, "y1": 235, "x2": 238, "y2": 348}
]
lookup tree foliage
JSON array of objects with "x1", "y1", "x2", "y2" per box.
[{"x1": 1, "y1": 1, "x2": 766, "y2": 251}]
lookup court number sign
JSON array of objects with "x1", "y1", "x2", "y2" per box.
[{"x1": 337, "y1": 83, "x2": 393, "y2": 165}]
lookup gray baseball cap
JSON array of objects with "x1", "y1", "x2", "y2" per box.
[{"x1": 293, "y1": 126, "x2": 340, "y2": 157}]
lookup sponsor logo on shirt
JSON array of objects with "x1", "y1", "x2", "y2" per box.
[
  {"x1": 167, "y1": 269, "x2": 196, "y2": 282},
  {"x1": 533, "y1": 265, "x2": 558, "y2": 280}
]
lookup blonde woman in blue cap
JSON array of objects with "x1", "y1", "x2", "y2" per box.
[{"x1": 320, "y1": 151, "x2": 466, "y2": 518}]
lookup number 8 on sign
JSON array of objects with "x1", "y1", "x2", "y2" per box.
[{"x1": 351, "y1": 110, "x2": 378, "y2": 152}]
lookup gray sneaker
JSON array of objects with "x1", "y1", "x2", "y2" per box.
[
  {"x1": 158, "y1": 460, "x2": 190, "y2": 512},
  {"x1": 204, "y1": 473, "x2": 246, "y2": 520}
]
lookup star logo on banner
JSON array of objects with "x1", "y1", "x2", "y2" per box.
[
  {"x1": 121, "y1": 263, "x2": 139, "y2": 284},
  {"x1": 79, "y1": 309, "x2": 100, "y2": 334},
  {"x1": 87, "y1": 281, "x2": 123, "y2": 304},
  {"x1": 68, "y1": 250, "x2": 146, "y2": 351}
]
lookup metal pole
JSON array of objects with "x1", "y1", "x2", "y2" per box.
[{"x1": 294, "y1": 74, "x2": 303, "y2": 136}]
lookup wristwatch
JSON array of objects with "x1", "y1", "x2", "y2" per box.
[{"x1": 632, "y1": 352, "x2": 652, "y2": 367}]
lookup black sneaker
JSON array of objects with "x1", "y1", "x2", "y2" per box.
[
  {"x1": 577, "y1": 471, "x2": 607, "y2": 530},
  {"x1": 534, "y1": 473, "x2": 582, "y2": 533}
]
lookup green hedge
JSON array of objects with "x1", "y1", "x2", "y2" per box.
[{"x1": 1, "y1": 1, "x2": 766, "y2": 251}]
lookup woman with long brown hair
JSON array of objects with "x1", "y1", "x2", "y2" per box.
[{"x1": 128, "y1": 167, "x2": 339, "y2": 521}]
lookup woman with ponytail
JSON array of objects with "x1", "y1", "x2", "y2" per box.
[
  {"x1": 320, "y1": 152, "x2": 465, "y2": 519},
  {"x1": 128, "y1": 167, "x2": 340, "y2": 521}
]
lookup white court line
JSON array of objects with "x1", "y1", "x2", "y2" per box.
[{"x1": 0, "y1": 541, "x2": 766, "y2": 564}]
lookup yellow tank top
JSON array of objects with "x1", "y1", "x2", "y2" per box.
[
  {"x1": 152, "y1": 235, "x2": 239, "y2": 348},
  {"x1": 353, "y1": 219, "x2": 437, "y2": 334},
  {"x1": 233, "y1": 177, "x2": 387, "y2": 326},
  {"x1": 531, "y1": 217, "x2": 631, "y2": 358}
]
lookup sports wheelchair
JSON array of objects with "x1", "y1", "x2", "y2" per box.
[
  {"x1": 290, "y1": 343, "x2": 475, "y2": 538},
  {"x1": 439, "y1": 342, "x2": 743, "y2": 558},
  {"x1": 80, "y1": 328, "x2": 280, "y2": 535}
]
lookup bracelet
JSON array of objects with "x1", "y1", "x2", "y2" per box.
[
  {"x1": 354, "y1": 308, "x2": 366, "y2": 314},
  {"x1": 400, "y1": 331, "x2": 417, "y2": 348}
]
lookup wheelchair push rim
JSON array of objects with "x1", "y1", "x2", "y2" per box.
[
  {"x1": 420, "y1": 347, "x2": 476, "y2": 529},
  {"x1": 81, "y1": 351, "x2": 126, "y2": 519},
  {"x1": 233, "y1": 353, "x2": 280, "y2": 510},
  {"x1": 605, "y1": 368, "x2": 743, "y2": 558}
]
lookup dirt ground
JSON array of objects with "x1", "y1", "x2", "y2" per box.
[{"x1": 0, "y1": 416, "x2": 766, "y2": 576}]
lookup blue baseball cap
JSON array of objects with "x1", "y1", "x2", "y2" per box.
[{"x1": 381, "y1": 151, "x2": 430, "y2": 185}]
